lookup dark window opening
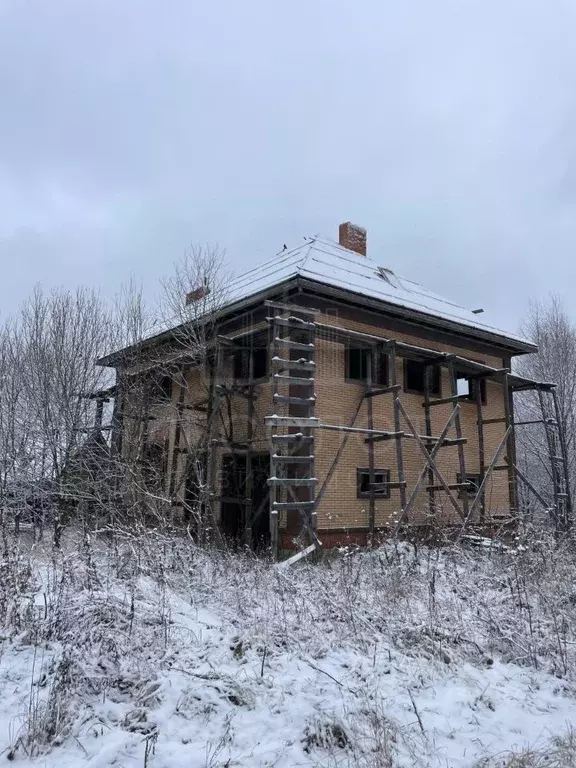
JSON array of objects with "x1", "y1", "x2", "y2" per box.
[
  {"x1": 347, "y1": 348, "x2": 389, "y2": 385},
  {"x1": 404, "y1": 360, "x2": 441, "y2": 395},
  {"x1": 357, "y1": 468, "x2": 391, "y2": 498},
  {"x1": 457, "y1": 473, "x2": 481, "y2": 497},
  {"x1": 253, "y1": 347, "x2": 268, "y2": 379},
  {"x1": 233, "y1": 346, "x2": 268, "y2": 380},
  {"x1": 153, "y1": 373, "x2": 173, "y2": 402},
  {"x1": 142, "y1": 441, "x2": 168, "y2": 489}
]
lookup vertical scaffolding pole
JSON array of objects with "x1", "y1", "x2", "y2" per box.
[
  {"x1": 366, "y1": 347, "x2": 376, "y2": 538},
  {"x1": 244, "y1": 347, "x2": 254, "y2": 548},
  {"x1": 475, "y1": 376, "x2": 486, "y2": 523},
  {"x1": 389, "y1": 343, "x2": 407, "y2": 515},
  {"x1": 423, "y1": 363, "x2": 435, "y2": 521},
  {"x1": 269, "y1": 312, "x2": 280, "y2": 560},
  {"x1": 502, "y1": 371, "x2": 517, "y2": 517},
  {"x1": 447, "y1": 358, "x2": 469, "y2": 521}
]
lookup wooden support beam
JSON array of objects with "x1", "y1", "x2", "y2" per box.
[
  {"x1": 426, "y1": 483, "x2": 472, "y2": 492},
  {"x1": 424, "y1": 394, "x2": 473, "y2": 408},
  {"x1": 390, "y1": 344, "x2": 407, "y2": 511},
  {"x1": 370, "y1": 481, "x2": 407, "y2": 491},
  {"x1": 481, "y1": 417, "x2": 506, "y2": 425},
  {"x1": 266, "y1": 316, "x2": 316, "y2": 330},
  {"x1": 366, "y1": 348, "x2": 376, "y2": 537},
  {"x1": 460, "y1": 426, "x2": 512, "y2": 533},
  {"x1": 514, "y1": 464, "x2": 550, "y2": 509},
  {"x1": 364, "y1": 384, "x2": 402, "y2": 398},
  {"x1": 394, "y1": 402, "x2": 463, "y2": 528},
  {"x1": 424, "y1": 363, "x2": 435, "y2": 519},
  {"x1": 365, "y1": 431, "x2": 405, "y2": 443},
  {"x1": 476, "y1": 363, "x2": 486, "y2": 523},
  {"x1": 447, "y1": 358, "x2": 469, "y2": 522}
]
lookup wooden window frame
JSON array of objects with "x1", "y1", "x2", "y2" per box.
[{"x1": 357, "y1": 468, "x2": 391, "y2": 499}]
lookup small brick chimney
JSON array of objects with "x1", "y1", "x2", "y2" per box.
[{"x1": 339, "y1": 221, "x2": 367, "y2": 257}]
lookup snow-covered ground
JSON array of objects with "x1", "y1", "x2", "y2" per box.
[{"x1": 1, "y1": 533, "x2": 575, "y2": 767}]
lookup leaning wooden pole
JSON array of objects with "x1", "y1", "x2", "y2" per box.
[
  {"x1": 389, "y1": 343, "x2": 407, "y2": 516},
  {"x1": 366, "y1": 347, "x2": 376, "y2": 539},
  {"x1": 475, "y1": 376, "x2": 486, "y2": 524},
  {"x1": 446, "y1": 358, "x2": 469, "y2": 522}
]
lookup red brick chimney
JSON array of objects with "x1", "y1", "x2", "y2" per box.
[{"x1": 339, "y1": 222, "x2": 367, "y2": 257}]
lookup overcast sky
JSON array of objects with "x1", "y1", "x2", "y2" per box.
[{"x1": 1, "y1": 0, "x2": 575, "y2": 337}]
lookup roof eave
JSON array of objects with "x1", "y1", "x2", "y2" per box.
[
  {"x1": 96, "y1": 276, "x2": 302, "y2": 368},
  {"x1": 296, "y1": 278, "x2": 537, "y2": 355}
]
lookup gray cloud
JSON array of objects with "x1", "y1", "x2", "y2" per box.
[{"x1": 1, "y1": 0, "x2": 576, "y2": 335}]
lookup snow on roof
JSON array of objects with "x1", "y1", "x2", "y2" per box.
[
  {"x1": 219, "y1": 236, "x2": 532, "y2": 348},
  {"x1": 102, "y1": 235, "x2": 533, "y2": 363}
]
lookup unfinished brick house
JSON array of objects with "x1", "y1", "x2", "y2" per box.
[{"x1": 98, "y1": 222, "x2": 571, "y2": 556}]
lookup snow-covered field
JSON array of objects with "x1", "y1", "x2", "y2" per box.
[{"x1": 1, "y1": 532, "x2": 575, "y2": 767}]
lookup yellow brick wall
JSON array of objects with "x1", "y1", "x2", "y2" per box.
[{"x1": 122, "y1": 305, "x2": 515, "y2": 532}]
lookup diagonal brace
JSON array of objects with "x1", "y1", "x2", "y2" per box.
[{"x1": 396, "y1": 398, "x2": 466, "y2": 522}]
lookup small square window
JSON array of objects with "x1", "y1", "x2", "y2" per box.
[
  {"x1": 457, "y1": 473, "x2": 481, "y2": 497},
  {"x1": 404, "y1": 360, "x2": 441, "y2": 395},
  {"x1": 347, "y1": 348, "x2": 389, "y2": 385},
  {"x1": 357, "y1": 468, "x2": 390, "y2": 498}
]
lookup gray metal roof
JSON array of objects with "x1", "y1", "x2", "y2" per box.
[
  {"x1": 220, "y1": 236, "x2": 534, "y2": 349},
  {"x1": 99, "y1": 235, "x2": 535, "y2": 366}
]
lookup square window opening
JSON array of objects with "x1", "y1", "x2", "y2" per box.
[
  {"x1": 404, "y1": 360, "x2": 441, "y2": 395},
  {"x1": 357, "y1": 468, "x2": 391, "y2": 498},
  {"x1": 346, "y1": 347, "x2": 389, "y2": 385},
  {"x1": 457, "y1": 473, "x2": 481, "y2": 497}
]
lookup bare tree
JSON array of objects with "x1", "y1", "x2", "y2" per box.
[
  {"x1": 13, "y1": 286, "x2": 114, "y2": 546},
  {"x1": 515, "y1": 294, "x2": 576, "y2": 528},
  {"x1": 157, "y1": 244, "x2": 233, "y2": 543}
]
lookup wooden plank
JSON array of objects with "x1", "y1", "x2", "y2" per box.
[
  {"x1": 266, "y1": 416, "x2": 320, "y2": 428},
  {"x1": 272, "y1": 500, "x2": 316, "y2": 510},
  {"x1": 271, "y1": 434, "x2": 314, "y2": 444},
  {"x1": 267, "y1": 478, "x2": 316, "y2": 487},
  {"x1": 272, "y1": 454, "x2": 314, "y2": 464},
  {"x1": 424, "y1": 362, "x2": 435, "y2": 519},
  {"x1": 273, "y1": 373, "x2": 314, "y2": 385},
  {"x1": 365, "y1": 431, "x2": 406, "y2": 443},
  {"x1": 370, "y1": 481, "x2": 407, "y2": 491},
  {"x1": 271, "y1": 358, "x2": 316, "y2": 372},
  {"x1": 266, "y1": 317, "x2": 316, "y2": 330},
  {"x1": 514, "y1": 464, "x2": 550, "y2": 509},
  {"x1": 424, "y1": 394, "x2": 472, "y2": 408},
  {"x1": 269, "y1": 317, "x2": 280, "y2": 560},
  {"x1": 273, "y1": 394, "x2": 316, "y2": 406},
  {"x1": 276, "y1": 543, "x2": 317, "y2": 568},
  {"x1": 367, "y1": 348, "x2": 376, "y2": 537},
  {"x1": 476, "y1": 370, "x2": 486, "y2": 523},
  {"x1": 390, "y1": 343, "x2": 407, "y2": 511},
  {"x1": 447, "y1": 359, "x2": 469, "y2": 521},
  {"x1": 364, "y1": 384, "x2": 402, "y2": 398},
  {"x1": 274, "y1": 338, "x2": 315, "y2": 353}
]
